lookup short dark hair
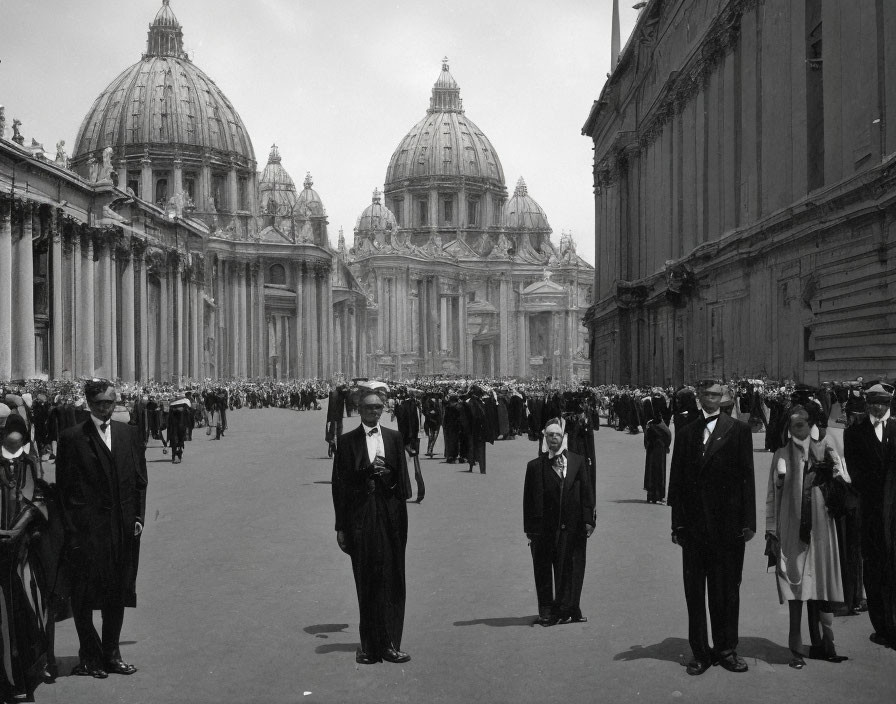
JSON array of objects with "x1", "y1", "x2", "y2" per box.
[
  {"x1": 358, "y1": 389, "x2": 387, "y2": 407},
  {"x1": 84, "y1": 378, "x2": 114, "y2": 401}
]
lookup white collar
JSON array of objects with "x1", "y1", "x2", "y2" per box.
[
  {"x1": 362, "y1": 423, "x2": 381, "y2": 435},
  {"x1": 1, "y1": 445, "x2": 25, "y2": 460},
  {"x1": 91, "y1": 414, "x2": 111, "y2": 429},
  {"x1": 871, "y1": 410, "x2": 891, "y2": 425},
  {"x1": 702, "y1": 409, "x2": 720, "y2": 421}
]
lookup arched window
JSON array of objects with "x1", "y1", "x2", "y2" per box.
[{"x1": 269, "y1": 263, "x2": 286, "y2": 286}]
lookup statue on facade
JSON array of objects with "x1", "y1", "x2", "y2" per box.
[
  {"x1": 55, "y1": 140, "x2": 69, "y2": 168},
  {"x1": 0, "y1": 107, "x2": 5, "y2": 139},
  {"x1": 98, "y1": 146, "x2": 115, "y2": 182},
  {"x1": 559, "y1": 231, "x2": 578, "y2": 265},
  {"x1": 490, "y1": 233, "x2": 511, "y2": 259},
  {"x1": 87, "y1": 155, "x2": 99, "y2": 182},
  {"x1": 11, "y1": 118, "x2": 24, "y2": 145}
]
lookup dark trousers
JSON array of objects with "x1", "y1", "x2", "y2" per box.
[
  {"x1": 469, "y1": 440, "x2": 486, "y2": 473},
  {"x1": 530, "y1": 532, "x2": 587, "y2": 618},
  {"x1": 72, "y1": 603, "x2": 125, "y2": 666},
  {"x1": 862, "y1": 551, "x2": 888, "y2": 638},
  {"x1": 836, "y1": 510, "x2": 863, "y2": 610},
  {"x1": 681, "y1": 540, "x2": 745, "y2": 661},
  {"x1": 443, "y1": 424, "x2": 459, "y2": 460}
]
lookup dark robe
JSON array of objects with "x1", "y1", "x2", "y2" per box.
[
  {"x1": 643, "y1": 420, "x2": 672, "y2": 503},
  {"x1": 331, "y1": 425, "x2": 411, "y2": 658},
  {"x1": 523, "y1": 451, "x2": 594, "y2": 619}
]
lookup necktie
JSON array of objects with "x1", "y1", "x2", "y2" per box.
[
  {"x1": 367, "y1": 426, "x2": 378, "y2": 436},
  {"x1": 100, "y1": 422, "x2": 109, "y2": 433},
  {"x1": 799, "y1": 458, "x2": 814, "y2": 544}
]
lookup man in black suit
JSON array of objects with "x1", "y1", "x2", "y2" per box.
[
  {"x1": 523, "y1": 419, "x2": 595, "y2": 626},
  {"x1": 668, "y1": 380, "x2": 755, "y2": 675},
  {"x1": 332, "y1": 387, "x2": 412, "y2": 665},
  {"x1": 325, "y1": 384, "x2": 346, "y2": 458},
  {"x1": 55, "y1": 379, "x2": 147, "y2": 679},
  {"x1": 844, "y1": 383, "x2": 896, "y2": 647}
]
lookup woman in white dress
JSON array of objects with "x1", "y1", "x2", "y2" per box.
[{"x1": 765, "y1": 406, "x2": 850, "y2": 668}]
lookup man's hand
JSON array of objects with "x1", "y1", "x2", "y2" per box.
[
  {"x1": 585, "y1": 524, "x2": 595, "y2": 538},
  {"x1": 742, "y1": 528, "x2": 755, "y2": 542},
  {"x1": 134, "y1": 522, "x2": 143, "y2": 537},
  {"x1": 336, "y1": 531, "x2": 349, "y2": 554}
]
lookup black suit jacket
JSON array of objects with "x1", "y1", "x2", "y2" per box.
[
  {"x1": 844, "y1": 415, "x2": 896, "y2": 548},
  {"x1": 668, "y1": 413, "x2": 756, "y2": 546},
  {"x1": 56, "y1": 419, "x2": 148, "y2": 607},
  {"x1": 331, "y1": 424, "x2": 411, "y2": 534},
  {"x1": 523, "y1": 451, "x2": 594, "y2": 536}
]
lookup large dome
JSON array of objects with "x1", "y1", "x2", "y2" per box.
[
  {"x1": 384, "y1": 60, "x2": 504, "y2": 186},
  {"x1": 503, "y1": 177, "x2": 550, "y2": 231},
  {"x1": 72, "y1": 0, "x2": 255, "y2": 167}
]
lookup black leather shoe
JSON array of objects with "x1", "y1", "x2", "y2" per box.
[
  {"x1": 104, "y1": 659, "x2": 137, "y2": 675},
  {"x1": 717, "y1": 653, "x2": 748, "y2": 672},
  {"x1": 382, "y1": 647, "x2": 411, "y2": 663},
  {"x1": 538, "y1": 615, "x2": 559, "y2": 627},
  {"x1": 869, "y1": 632, "x2": 891, "y2": 647},
  {"x1": 686, "y1": 659, "x2": 711, "y2": 676},
  {"x1": 72, "y1": 663, "x2": 108, "y2": 679},
  {"x1": 355, "y1": 649, "x2": 380, "y2": 665},
  {"x1": 808, "y1": 645, "x2": 848, "y2": 662}
]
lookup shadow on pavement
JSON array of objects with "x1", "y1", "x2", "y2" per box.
[
  {"x1": 304, "y1": 624, "x2": 349, "y2": 635},
  {"x1": 614, "y1": 636, "x2": 791, "y2": 666},
  {"x1": 313, "y1": 481, "x2": 332, "y2": 485},
  {"x1": 453, "y1": 616, "x2": 535, "y2": 628},
  {"x1": 48, "y1": 655, "x2": 85, "y2": 679},
  {"x1": 610, "y1": 499, "x2": 651, "y2": 504},
  {"x1": 314, "y1": 643, "x2": 360, "y2": 655}
]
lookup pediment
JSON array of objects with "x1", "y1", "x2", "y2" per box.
[{"x1": 258, "y1": 225, "x2": 294, "y2": 243}]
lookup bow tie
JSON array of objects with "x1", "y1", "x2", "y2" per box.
[
  {"x1": 366, "y1": 426, "x2": 379, "y2": 436},
  {"x1": 703, "y1": 415, "x2": 719, "y2": 424}
]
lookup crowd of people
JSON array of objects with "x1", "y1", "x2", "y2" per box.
[{"x1": 0, "y1": 371, "x2": 894, "y2": 695}]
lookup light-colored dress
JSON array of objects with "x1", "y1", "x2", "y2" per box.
[{"x1": 765, "y1": 436, "x2": 848, "y2": 603}]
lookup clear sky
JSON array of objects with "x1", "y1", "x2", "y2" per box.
[{"x1": 0, "y1": 0, "x2": 638, "y2": 265}]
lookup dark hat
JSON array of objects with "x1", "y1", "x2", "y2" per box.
[
  {"x1": 865, "y1": 384, "x2": 893, "y2": 403},
  {"x1": 696, "y1": 379, "x2": 723, "y2": 395},
  {"x1": 2, "y1": 413, "x2": 28, "y2": 438}
]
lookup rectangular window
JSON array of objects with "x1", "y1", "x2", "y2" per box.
[
  {"x1": 212, "y1": 174, "x2": 227, "y2": 211},
  {"x1": 417, "y1": 199, "x2": 428, "y2": 226},
  {"x1": 392, "y1": 199, "x2": 403, "y2": 226},
  {"x1": 184, "y1": 173, "x2": 196, "y2": 203},
  {"x1": 155, "y1": 177, "x2": 168, "y2": 207},
  {"x1": 443, "y1": 198, "x2": 453, "y2": 224},
  {"x1": 238, "y1": 176, "x2": 248, "y2": 210},
  {"x1": 467, "y1": 199, "x2": 479, "y2": 226}
]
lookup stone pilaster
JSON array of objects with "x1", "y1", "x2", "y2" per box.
[
  {"x1": 51, "y1": 210, "x2": 64, "y2": 378},
  {"x1": 0, "y1": 199, "x2": 13, "y2": 379},
  {"x1": 119, "y1": 239, "x2": 136, "y2": 381},
  {"x1": 12, "y1": 204, "x2": 36, "y2": 379},
  {"x1": 81, "y1": 233, "x2": 96, "y2": 376}
]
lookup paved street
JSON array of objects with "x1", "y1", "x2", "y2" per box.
[{"x1": 36, "y1": 405, "x2": 896, "y2": 704}]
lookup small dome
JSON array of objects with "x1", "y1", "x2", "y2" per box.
[
  {"x1": 153, "y1": 0, "x2": 180, "y2": 28},
  {"x1": 295, "y1": 172, "x2": 326, "y2": 217},
  {"x1": 385, "y1": 59, "x2": 504, "y2": 186},
  {"x1": 503, "y1": 177, "x2": 550, "y2": 231},
  {"x1": 356, "y1": 188, "x2": 398, "y2": 231},
  {"x1": 258, "y1": 145, "x2": 297, "y2": 215}
]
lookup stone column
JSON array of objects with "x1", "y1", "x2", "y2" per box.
[
  {"x1": 51, "y1": 211, "x2": 64, "y2": 378},
  {"x1": 256, "y1": 263, "x2": 265, "y2": 374},
  {"x1": 518, "y1": 288, "x2": 528, "y2": 378},
  {"x1": 376, "y1": 275, "x2": 384, "y2": 353},
  {"x1": 140, "y1": 152, "x2": 152, "y2": 203},
  {"x1": 215, "y1": 258, "x2": 224, "y2": 377},
  {"x1": 12, "y1": 205, "x2": 36, "y2": 379},
  {"x1": 440, "y1": 296, "x2": 448, "y2": 351},
  {"x1": 120, "y1": 240, "x2": 136, "y2": 381},
  {"x1": 175, "y1": 259, "x2": 184, "y2": 382},
  {"x1": 295, "y1": 261, "x2": 304, "y2": 377},
  {"x1": 238, "y1": 265, "x2": 248, "y2": 377},
  {"x1": 201, "y1": 155, "x2": 212, "y2": 210},
  {"x1": 458, "y1": 277, "x2": 468, "y2": 372},
  {"x1": 110, "y1": 245, "x2": 118, "y2": 379},
  {"x1": 309, "y1": 267, "x2": 319, "y2": 376},
  {"x1": 229, "y1": 162, "x2": 240, "y2": 213},
  {"x1": 138, "y1": 244, "x2": 149, "y2": 380},
  {"x1": 95, "y1": 238, "x2": 110, "y2": 377},
  {"x1": 81, "y1": 234, "x2": 96, "y2": 376},
  {"x1": 0, "y1": 199, "x2": 13, "y2": 380},
  {"x1": 117, "y1": 160, "x2": 128, "y2": 192},
  {"x1": 499, "y1": 274, "x2": 509, "y2": 376},
  {"x1": 159, "y1": 258, "x2": 170, "y2": 381},
  {"x1": 230, "y1": 261, "x2": 239, "y2": 377},
  {"x1": 173, "y1": 155, "x2": 183, "y2": 199},
  {"x1": 70, "y1": 231, "x2": 82, "y2": 377}
]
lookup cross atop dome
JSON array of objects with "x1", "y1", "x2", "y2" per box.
[
  {"x1": 303, "y1": 172, "x2": 313, "y2": 189},
  {"x1": 514, "y1": 176, "x2": 528, "y2": 197},
  {"x1": 268, "y1": 144, "x2": 281, "y2": 164},
  {"x1": 372, "y1": 188, "x2": 381, "y2": 204},
  {"x1": 442, "y1": 56, "x2": 450, "y2": 71}
]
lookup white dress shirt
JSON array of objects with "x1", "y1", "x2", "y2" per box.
[
  {"x1": 548, "y1": 449, "x2": 566, "y2": 479},
  {"x1": 91, "y1": 414, "x2": 112, "y2": 451},
  {"x1": 872, "y1": 410, "x2": 891, "y2": 442},
  {"x1": 701, "y1": 410, "x2": 719, "y2": 445},
  {"x1": 362, "y1": 423, "x2": 384, "y2": 462}
]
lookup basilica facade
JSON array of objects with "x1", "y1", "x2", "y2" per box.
[
  {"x1": 0, "y1": 0, "x2": 366, "y2": 383},
  {"x1": 344, "y1": 61, "x2": 594, "y2": 380}
]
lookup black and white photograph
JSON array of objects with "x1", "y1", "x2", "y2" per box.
[{"x1": 0, "y1": 0, "x2": 895, "y2": 702}]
